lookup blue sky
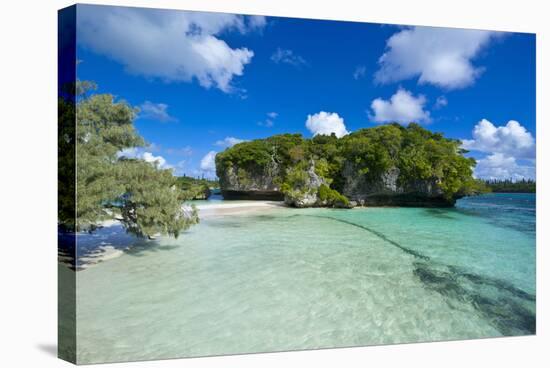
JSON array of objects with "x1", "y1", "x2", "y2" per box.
[{"x1": 75, "y1": 4, "x2": 536, "y2": 180}]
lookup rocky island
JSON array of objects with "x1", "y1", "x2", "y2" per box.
[{"x1": 216, "y1": 123, "x2": 479, "y2": 208}]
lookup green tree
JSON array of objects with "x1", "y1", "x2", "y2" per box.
[
  {"x1": 217, "y1": 122, "x2": 478, "y2": 204},
  {"x1": 484, "y1": 179, "x2": 535, "y2": 193},
  {"x1": 174, "y1": 176, "x2": 216, "y2": 200},
  {"x1": 58, "y1": 95, "x2": 77, "y2": 230},
  {"x1": 59, "y1": 82, "x2": 198, "y2": 238},
  {"x1": 116, "y1": 159, "x2": 197, "y2": 238}
]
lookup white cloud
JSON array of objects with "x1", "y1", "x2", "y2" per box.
[
  {"x1": 215, "y1": 137, "x2": 247, "y2": 148},
  {"x1": 305, "y1": 112, "x2": 349, "y2": 138},
  {"x1": 271, "y1": 48, "x2": 307, "y2": 66},
  {"x1": 117, "y1": 147, "x2": 140, "y2": 159},
  {"x1": 200, "y1": 151, "x2": 217, "y2": 174},
  {"x1": 434, "y1": 96, "x2": 448, "y2": 109},
  {"x1": 118, "y1": 148, "x2": 171, "y2": 169},
  {"x1": 248, "y1": 15, "x2": 267, "y2": 30},
  {"x1": 369, "y1": 88, "x2": 431, "y2": 124},
  {"x1": 462, "y1": 119, "x2": 536, "y2": 180},
  {"x1": 257, "y1": 120, "x2": 274, "y2": 127},
  {"x1": 142, "y1": 152, "x2": 169, "y2": 168},
  {"x1": 475, "y1": 153, "x2": 535, "y2": 180},
  {"x1": 172, "y1": 160, "x2": 187, "y2": 176},
  {"x1": 258, "y1": 112, "x2": 278, "y2": 128},
  {"x1": 139, "y1": 101, "x2": 177, "y2": 122},
  {"x1": 353, "y1": 65, "x2": 367, "y2": 80},
  {"x1": 375, "y1": 26, "x2": 500, "y2": 89},
  {"x1": 77, "y1": 5, "x2": 263, "y2": 92},
  {"x1": 462, "y1": 119, "x2": 535, "y2": 159}
]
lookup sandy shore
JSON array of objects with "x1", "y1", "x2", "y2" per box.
[
  {"x1": 94, "y1": 201, "x2": 285, "y2": 228},
  {"x1": 196, "y1": 200, "x2": 285, "y2": 218},
  {"x1": 61, "y1": 201, "x2": 287, "y2": 270}
]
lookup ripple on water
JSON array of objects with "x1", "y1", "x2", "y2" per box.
[{"x1": 74, "y1": 194, "x2": 535, "y2": 364}]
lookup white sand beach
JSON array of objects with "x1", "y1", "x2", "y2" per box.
[
  {"x1": 196, "y1": 200, "x2": 285, "y2": 218},
  {"x1": 71, "y1": 201, "x2": 286, "y2": 269}
]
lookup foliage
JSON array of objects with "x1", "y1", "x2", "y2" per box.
[
  {"x1": 217, "y1": 123, "x2": 478, "y2": 202},
  {"x1": 116, "y1": 159, "x2": 198, "y2": 238},
  {"x1": 58, "y1": 96, "x2": 77, "y2": 230},
  {"x1": 282, "y1": 161, "x2": 309, "y2": 191},
  {"x1": 318, "y1": 184, "x2": 350, "y2": 207},
  {"x1": 340, "y1": 124, "x2": 401, "y2": 181},
  {"x1": 174, "y1": 176, "x2": 216, "y2": 200},
  {"x1": 484, "y1": 179, "x2": 536, "y2": 193},
  {"x1": 466, "y1": 179, "x2": 492, "y2": 195},
  {"x1": 59, "y1": 81, "x2": 198, "y2": 238},
  {"x1": 215, "y1": 134, "x2": 304, "y2": 178}
]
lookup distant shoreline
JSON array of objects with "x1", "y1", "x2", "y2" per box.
[{"x1": 489, "y1": 191, "x2": 536, "y2": 194}]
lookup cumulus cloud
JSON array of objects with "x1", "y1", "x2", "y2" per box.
[
  {"x1": 305, "y1": 112, "x2": 349, "y2": 138},
  {"x1": 462, "y1": 119, "x2": 536, "y2": 180},
  {"x1": 271, "y1": 48, "x2": 307, "y2": 67},
  {"x1": 215, "y1": 137, "x2": 247, "y2": 148},
  {"x1": 200, "y1": 151, "x2": 217, "y2": 174},
  {"x1": 77, "y1": 5, "x2": 264, "y2": 92},
  {"x1": 139, "y1": 101, "x2": 177, "y2": 122},
  {"x1": 475, "y1": 153, "x2": 535, "y2": 180},
  {"x1": 462, "y1": 119, "x2": 535, "y2": 159},
  {"x1": 118, "y1": 148, "x2": 171, "y2": 169},
  {"x1": 142, "y1": 152, "x2": 169, "y2": 168},
  {"x1": 375, "y1": 26, "x2": 500, "y2": 89},
  {"x1": 369, "y1": 88, "x2": 431, "y2": 124}
]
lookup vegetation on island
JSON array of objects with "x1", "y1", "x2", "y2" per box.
[
  {"x1": 58, "y1": 81, "x2": 198, "y2": 238},
  {"x1": 216, "y1": 123, "x2": 482, "y2": 205},
  {"x1": 318, "y1": 184, "x2": 350, "y2": 207},
  {"x1": 174, "y1": 176, "x2": 218, "y2": 200},
  {"x1": 484, "y1": 179, "x2": 536, "y2": 193},
  {"x1": 458, "y1": 179, "x2": 536, "y2": 194}
]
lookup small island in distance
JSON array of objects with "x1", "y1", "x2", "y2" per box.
[
  {"x1": 215, "y1": 124, "x2": 486, "y2": 208},
  {"x1": 178, "y1": 126, "x2": 535, "y2": 206}
]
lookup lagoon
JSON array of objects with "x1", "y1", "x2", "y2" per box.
[{"x1": 70, "y1": 193, "x2": 535, "y2": 364}]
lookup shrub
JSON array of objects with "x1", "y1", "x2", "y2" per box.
[{"x1": 318, "y1": 184, "x2": 350, "y2": 207}]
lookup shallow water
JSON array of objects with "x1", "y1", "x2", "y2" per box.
[{"x1": 72, "y1": 193, "x2": 536, "y2": 364}]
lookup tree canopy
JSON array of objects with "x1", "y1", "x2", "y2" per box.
[
  {"x1": 216, "y1": 123, "x2": 481, "y2": 201},
  {"x1": 174, "y1": 176, "x2": 218, "y2": 200},
  {"x1": 59, "y1": 82, "x2": 198, "y2": 238},
  {"x1": 484, "y1": 179, "x2": 535, "y2": 193}
]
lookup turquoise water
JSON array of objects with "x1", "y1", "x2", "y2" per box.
[{"x1": 72, "y1": 194, "x2": 536, "y2": 364}]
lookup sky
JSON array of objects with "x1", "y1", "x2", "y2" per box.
[{"x1": 75, "y1": 4, "x2": 536, "y2": 180}]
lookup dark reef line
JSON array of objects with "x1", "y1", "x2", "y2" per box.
[{"x1": 292, "y1": 213, "x2": 536, "y2": 335}]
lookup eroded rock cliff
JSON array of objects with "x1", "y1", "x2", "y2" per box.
[{"x1": 215, "y1": 125, "x2": 477, "y2": 208}]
